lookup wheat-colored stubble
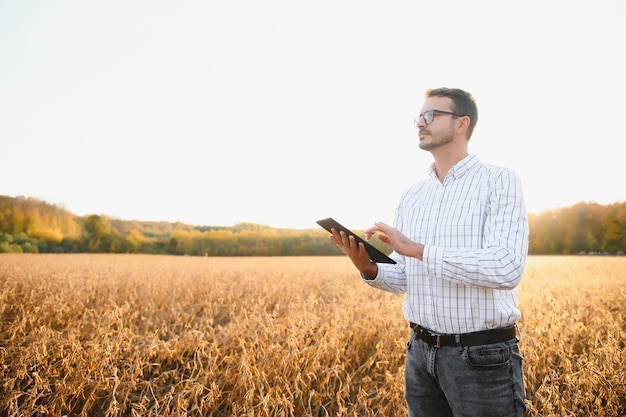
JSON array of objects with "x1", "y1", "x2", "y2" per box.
[{"x1": 0, "y1": 254, "x2": 624, "y2": 416}]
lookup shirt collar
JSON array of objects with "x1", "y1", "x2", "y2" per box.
[{"x1": 427, "y1": 154, "x2": 480, "y2": 182}]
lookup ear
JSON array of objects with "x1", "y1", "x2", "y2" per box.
[{"x1": 456, "y1": 115, "x2": 471, "y2": 138}]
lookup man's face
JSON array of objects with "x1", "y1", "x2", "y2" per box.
[{"x1": 416, "y1": 96, "x2": 458, "y2": 152}]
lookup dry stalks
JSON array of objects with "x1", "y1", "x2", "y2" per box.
[{"x1": 0, "y1": 254, "x2": 624, "y2": 416}]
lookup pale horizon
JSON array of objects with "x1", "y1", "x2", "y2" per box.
[{"x1": 1, "y1": 1, "x2": 624, "y2": 230}]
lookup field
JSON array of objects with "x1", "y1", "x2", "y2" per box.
[{"x1": 0, "y1": 254, "x2": 624, "y2": 416}]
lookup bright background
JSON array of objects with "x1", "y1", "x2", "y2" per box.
[{"x1": 1, "y1": 0, "x2": 624, "y2": 229}]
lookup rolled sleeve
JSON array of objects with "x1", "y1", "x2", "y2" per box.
[{"x1": 423, "y1": 245, "x2": 444, "y2": 279}]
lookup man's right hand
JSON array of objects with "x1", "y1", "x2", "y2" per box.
[{"x1": 329, "y1": 228, "x2": 378, "y2": 279}]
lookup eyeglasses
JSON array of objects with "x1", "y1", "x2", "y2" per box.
[{"x1": 414, "y1": 110, "x2": 465, "y2": 128}]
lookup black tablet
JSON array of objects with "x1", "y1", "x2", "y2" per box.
[{"x1": 316, "y1": 217, "x2": 396, "y2": 264}]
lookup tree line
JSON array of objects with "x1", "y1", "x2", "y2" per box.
[
  {"x1": 1, "y1": 195, "x2": 625, "y2": 256},
  {"x1": 0, "y1": 196, "x2": 351, "y2": 256},
  {"x1": 528, "y1": 201, "x2": 626, "y2": 255}
]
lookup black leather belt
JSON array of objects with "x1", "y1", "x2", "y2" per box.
[{"x1": 410, "y1": 323, "x2": 517, "y2": 348}]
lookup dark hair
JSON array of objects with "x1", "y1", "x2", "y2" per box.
[{"x1": 425, "y1": 88, "x2": 478, "y2": 139}]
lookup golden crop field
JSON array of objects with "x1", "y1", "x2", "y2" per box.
[{"x1": 0, "y1": 254, "x2": 624, "y2": 416}]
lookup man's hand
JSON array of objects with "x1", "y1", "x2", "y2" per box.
[
  {"x1": 365, "y1": 222, "x2": 424, "y2": 260},
  {"x1": 329, "y1": 228, "x2": 378, "y2": 279}
]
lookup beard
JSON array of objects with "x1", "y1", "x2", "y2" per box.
[{"x1": 418, "y1": 130, "x2": 455, "y2": 151}]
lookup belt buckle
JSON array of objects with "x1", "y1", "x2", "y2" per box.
[{"x1": 424, "y1": 329, "x2": 442, "y2": 348}]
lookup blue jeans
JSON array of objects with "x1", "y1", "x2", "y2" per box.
[{"x1": 405, "y1": 330, "x2": 526, "y2": 417}]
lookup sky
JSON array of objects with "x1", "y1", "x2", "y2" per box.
[{"x1": 1, "y1": 0, "x2": 625, "y2": 230}]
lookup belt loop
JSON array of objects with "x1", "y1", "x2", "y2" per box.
[
  {"x1": 454, "y1": 334, "x2": 461, "y2": 347},
  {"x1": 436, "y1": 335, "x2": 442, "y2": 349}
]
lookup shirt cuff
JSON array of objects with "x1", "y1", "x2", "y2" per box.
[{"x1": 423, "y1": 245, "x2": 444, "y2": 279}]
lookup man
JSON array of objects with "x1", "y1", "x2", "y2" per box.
[{"x1": 330, "y1": 88, "x2": 528, "y2": 417}]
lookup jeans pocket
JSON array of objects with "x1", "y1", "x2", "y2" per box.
[
  {"x1": 507, "y1": 339, "x2": 524, "y2": 361},
  {"x1": 406, "y1": 332, "x2": 415, "y2": 350},
  {"x1": 464, "y1": 342, "x2": 511, "y2": 369}
]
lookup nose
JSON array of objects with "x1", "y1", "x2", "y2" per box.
[{"x1": 415, "y1": 115, "x2": 427, "y2": 129}]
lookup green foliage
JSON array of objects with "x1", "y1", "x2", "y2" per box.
[
  {"x1": 0, "y1": 233, "x2": 21, "y2": 253},
  {"x1": 2, "y1": 195, "x2": 624, "y2": 256},
  {"x1": 0, "y1": 195, "x2": 401, "y2": 257},
  {"x1": 528, "y1": 201, "x2": 626, "y2": 254}
]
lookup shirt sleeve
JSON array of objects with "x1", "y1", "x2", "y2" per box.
[
  {"x1": 423, "y1": 168, "x2": 529, "y2": 289},
  {"x1": 361, "y1": 252, "x2": 408, "y2": 294}
]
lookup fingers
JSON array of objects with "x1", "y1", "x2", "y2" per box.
[
  {"x1": 329, "y1": 229, "x2": 368, "y2": 260},
  {"x1": 374, "y1": 221, "x2": 392, "y2": 233},
  {"x1": 328, "y1": 228, "x2": 377, "y2": 274},
  {"x1": 377, "y1": 234, "x2": 391, "y2": 245},
  {"x1": 368, "y1": 222, "x2": 396, "y2": 243},
  {"x1": 329, "y1": 228, "x2": 352, "y2": 249},
  {"x1": 364, "y1": 226, "x2": 379, "y2": 240},
  {"x1": 337, "y1": 229, "x2": 357, "y2": 250}
]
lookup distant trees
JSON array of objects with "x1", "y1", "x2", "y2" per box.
[
  {"x1": 0, "y1": 195, "x2": 350, "y2": 256},
  {"x1": 528, "y1": 202, "x2": 626, "y2": 254},
  {"x1": 82, "y1": 215, "x2": 111, "y2": 252},
  {"x1": 163, "y1": 227, "x2": 344, "y2": 257},
  {"x1": 1, "y1": 195, "x2": 625, "y2": 256},
  {"x1": 0, "y1": 195, "x2": 80, "y2": 239}
]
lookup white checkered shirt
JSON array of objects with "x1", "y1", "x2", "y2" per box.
[{"x1": 366, "y1": 154, "x2": 529, "y2": 334}]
